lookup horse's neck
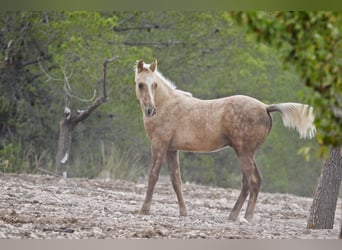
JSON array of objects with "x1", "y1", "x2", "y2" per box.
[{"x1": 155, "y1": 80, "x2": 177, "y2": 106}]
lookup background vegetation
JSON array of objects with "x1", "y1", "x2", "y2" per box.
[{"x1": 1, "y1": 11, "x2": 334, "y2": 197}]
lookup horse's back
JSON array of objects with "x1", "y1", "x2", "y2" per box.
[{"x1": 223, "y1": 95, "x2": 266, "y2": 108}]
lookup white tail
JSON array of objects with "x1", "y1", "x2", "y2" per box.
[{"x1": 267, "y1": 103, "x2": 316, "y2": 139}]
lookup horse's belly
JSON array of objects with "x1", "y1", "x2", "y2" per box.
[
  {"x1": 170, "y1": 132, "x2": 229, "y2": 153},
  {"x1": 178, "y1": 144, "x2": 230, "y2": 153}
]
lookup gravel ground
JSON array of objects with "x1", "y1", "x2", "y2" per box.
[{"x1": 0, "y1": 173, "x2": 340, "y2": 239}]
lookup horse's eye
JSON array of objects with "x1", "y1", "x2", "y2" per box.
[{"x1": 138, "y1": 83, "x2": 144, "y2": 89}]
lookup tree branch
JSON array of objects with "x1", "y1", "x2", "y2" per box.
[
  {"x1": 28, "y1": 64, "x2": 57, "y2": 83},
  {"x1": 38, "y1": 57, "x2": 65, "y2": 83},
  {"x1": 19, "y1": 55, "x2": 52, "y2": 69},
  {"x1": 123, "y1": 41, "x2": 186, "y2": 48},
  {"x1": 113, "y1": 24, "x2": 168, "y2": 32},
  {"x1": 61, "y1": 66, "x2": 97, "y2": 103},
  {"x1": 73, "y1": 55, "x2": 119, "y2": 123},
  {"x1": 102, "y1": 56, "x2": 119, "y2": 99}
]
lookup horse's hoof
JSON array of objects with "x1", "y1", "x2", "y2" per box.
[
  {"x1": 180, "y1": 210, "x2": 188, "y2": 217},
  {"x1": 228, "y1": 213, "x2": 237, "y2": 221},
  {"x1": 244, "y1": 214, "x2": 253, "y2": 222},
  {"x1": 139, "y1": 208, "x2": 150, "y2": 215}
]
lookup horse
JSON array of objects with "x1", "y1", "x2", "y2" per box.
[{"x1": 134, "y1": 59, "x2": 316, "y2": 221}]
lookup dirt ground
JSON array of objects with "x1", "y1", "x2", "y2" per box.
[{"x1": 0, "y1": 173, "x2": 341, "y2": 239}]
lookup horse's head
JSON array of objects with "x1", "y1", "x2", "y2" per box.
[{"x1": 135, "y1": 59, "x2": 158, "y2": 117}]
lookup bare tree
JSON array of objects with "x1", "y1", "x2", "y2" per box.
[
  {"x1": 307, "y1": 147, "x2": 342, "y2": 230},
  {"x1": 53, "y1": 56, "x2": 118, "y2": 176}
]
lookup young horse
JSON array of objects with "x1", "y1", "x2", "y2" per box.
[{"x1": 135, "y1": 59, "x2": 316, "y2": 221}]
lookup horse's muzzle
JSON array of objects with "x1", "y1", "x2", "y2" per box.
[{"x1": 144, "y1": 106, "x2": 156, "y2": 117}]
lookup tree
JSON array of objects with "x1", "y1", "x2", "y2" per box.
[
  {"x1": 54, "y1": 56, "x2": 118, "y2": 176},
  {"x1": 0, "y1": 12, "x2": 58, "y2": 171},
  {"x1": 0, "y1": 11, "x2": 152, "y2": 177},
  {"x1": 47, "y1": 11, "x2": 153, "y2": 178},
  {"x1": 307, "y1": 147, "x2": 342, "y2": 229},
  {"x1": 232, "y1": 11, "x2": 342, "y2": 233}
]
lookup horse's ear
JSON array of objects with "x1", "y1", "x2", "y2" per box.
[
  {"x1": 137, "y1": 60, "x2": 144, "y2": 73},
  {"x1": 150, "y1": 59, "x2": 157, "y2": 72}
]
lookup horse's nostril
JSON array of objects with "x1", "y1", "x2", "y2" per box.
[{"x1": 145, "y1": 107, "x2": 156, "y2": 117}]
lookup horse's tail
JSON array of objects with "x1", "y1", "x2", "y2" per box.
[{"x1": 266, "y1": 103, "x2": 316, "y2": 139}]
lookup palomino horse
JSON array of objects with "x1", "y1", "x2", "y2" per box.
[{"x1": 135, "y1": 59, "x2": 315, "y2": 221}]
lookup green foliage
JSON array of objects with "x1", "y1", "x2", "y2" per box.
[
  {"x1": 0, "y1": 143, "x2": 21, "y2": 172},
  {"x1": 0, "y1": 11, "x2": 60, "y2": 172},
  {"x1": 232, "y1": 11, "x2": 342, "y2": 148},
  {"x1": 0, "y1": 11, "x2": 325, "y2": 197}
]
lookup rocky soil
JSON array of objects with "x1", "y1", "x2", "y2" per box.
[{"x1": 0, "y1": 173, "x2": 340, "y2": 239}]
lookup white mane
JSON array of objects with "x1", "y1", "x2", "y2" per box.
[
  {"x1": 157, "y1": 71, "x2": 192, "y2": 97},
  {"x1": 154, "y1": 70, "x2": 176, "y2": 90}
]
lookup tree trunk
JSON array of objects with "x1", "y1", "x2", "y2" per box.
[
  {"x1": 55, "y1": 96, "x2": 107, "y2": 175},
  {"x1": 307, "y1": 147, "x2": 342, "y2": 230},
  {"x1": 55, "y1": 118, "x2": 76, "y2": 176}
]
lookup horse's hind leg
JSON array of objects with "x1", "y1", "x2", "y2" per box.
[
  {"x1": 244, "y1": 159, "x2": 262, "y2": 221},
  {"x1": 228, "y1": 173, "x2": 249, "y2": 221},
  {"x1": 166, "y1": 150, "x2": 187, "y2": 216},
  {"x1": 228, "y1": 155, "x2": 262, "y2": 221}
]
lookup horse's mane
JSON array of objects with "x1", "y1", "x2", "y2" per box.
[
  {"x1": 156, "y1": 70, "x2": 192, "y2": 97},
  {"x1": 154, "y1": 70, "x2": 176, "y2": 90}
]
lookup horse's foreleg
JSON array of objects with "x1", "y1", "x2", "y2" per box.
[
  {"x1": 228, "y1": 173, "x2": 249, "y2": 221},
  {"x1": 140, "y1": 146, "x2": 166, "y2": 215},
  {"x1": 166, "y1": 150, "x2": 188, "y2": 216}
]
